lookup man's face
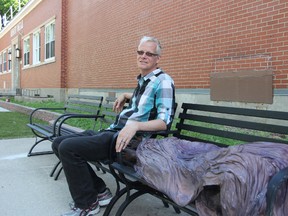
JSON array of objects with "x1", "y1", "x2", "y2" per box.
[{"x1": 137, "y1": 41, "x2": 160, "y2": 75}]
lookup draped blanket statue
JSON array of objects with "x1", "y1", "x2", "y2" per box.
[{"x1": 134, "y1": 137, "x2": 288, "y2": 216}]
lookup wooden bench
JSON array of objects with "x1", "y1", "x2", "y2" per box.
[
  {"x1": 104, "y1": 103, "x2": 288, "y2": 216},
  {"x1": 26, "y1": 94, "x2": 103, "y2": 157}
]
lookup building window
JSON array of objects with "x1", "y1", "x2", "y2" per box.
[
  {"x1": 33, "y1": 31, "x2": 41, "y2": 64},
  {"x1": 45, "y1": 21, "x2": 55, "y2": 60},
  {"x1": 24, "y1": 37, "x2": 30, "y2": 66},
  {"x1": 0, "y1": 53, "x2": 2, "y2": 73},
  {"x1": 3, "y1": 51, "x2": 7, "y2": 72},
  {"x1": 8, "y1": 48, "x2": 11, "y2": 71}
]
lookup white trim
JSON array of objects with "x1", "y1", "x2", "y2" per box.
[
  {"x1": 3, "y1": 51, "x2": 7, "y2": 73},
  {"x1": 33, "y1": 30, "x2": 41, "y2": 65},
  {"x1": 8, "y1": 48, "x2": 12, "y2": 72},
  {"x1": 0, "y1": 52, "x2": 2, "y2": 73},
  {"x1": 44, "y1": 20, "x2": 55, "y2": 61},
  {"x1": 0, "y1": 0, "x2": 43, "y2": 38},
  {"x1": 23, "y1": 36, "x2": 30, "y2": 67},
  {"x1": 22, "y1": 57, "x2": 56, "y2": 70}
]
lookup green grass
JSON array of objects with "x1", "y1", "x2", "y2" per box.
[
  {"x1": 9, "y1": 98, "x2": 65, "y2": 110},
  {"x1": 5, "y1": 98, "x2": 107, "y2": 134},
  {"x1": 11, "y1": 99, "x2": 107, "y2": 130},
  {"x1": 4, "y1": 98, "x2": 287, "y2": 144},
  {"x1": 0, "y1": 98, "x2": 93, "y2": 139},
  {"x1": 0, "y1": 103, "x2": 101, "y2": 140},
  {"x1": 0, "y1": 112, "x2": 46, "y2": 139}
]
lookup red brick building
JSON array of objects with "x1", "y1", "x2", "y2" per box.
[{"x1": 0, "y1": 0, "x2": 287, "y2": 110}]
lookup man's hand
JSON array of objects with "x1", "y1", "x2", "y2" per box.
[
  {"x1": 115, "y1": 119, "x2": 167, "y2": 152},
  {"x1": 113, "y1": 93, "x2": 132, "y2": 113},
  {"x1": 115, "y1": 124, "x2": 138, "y2": 152}
]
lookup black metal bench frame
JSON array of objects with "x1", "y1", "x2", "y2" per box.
[
  {"x1": 49, "y1": 96, "x2": 122, "y2": 180},
  {"x1": 26, "y1": 94, "x2": 103, "y2": 157},
  {"x1": 104, "y1": 103, "x2": 288, "y2": 216}
]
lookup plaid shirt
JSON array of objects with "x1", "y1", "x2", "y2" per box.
[{"x1": 110, "y1": 68, "x2": 175, "y2": 130}]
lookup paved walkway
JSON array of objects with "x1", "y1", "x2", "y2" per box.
[
  {"x1": 0, "y1": 138, "x2": 190, "y2": 216},
  {"x1": 0, "y1": 105, "x2": 190, "y2": 215},
  {"x1": 0, "y1": 106, "x2": 10, "y2": 112}
]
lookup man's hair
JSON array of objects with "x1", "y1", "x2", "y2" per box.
[{"x1": 138, "y1": 36, "x2": 162, "y2": 56}]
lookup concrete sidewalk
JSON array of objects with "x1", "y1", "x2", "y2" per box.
[
  {"x1": 0, "y1": 138, "x2": 190, "y2": 216},
  {"x1": 0, "y1": 107, "x2": 10, "y2": 112}
]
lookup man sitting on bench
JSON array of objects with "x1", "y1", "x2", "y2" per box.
[{"x1": 52, "y1": 36, "x2": 175, "y2": 216}]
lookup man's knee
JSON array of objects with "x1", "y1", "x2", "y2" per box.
[
  {"x1": 52, "y1": 134, "x2": 79, "y2": 154},
  {"x1": 51, "y1": 137, "x2": 61, "y2": 155},
  {"x1": 58, "y1": 138, "x2": 76, "y2": 157}
]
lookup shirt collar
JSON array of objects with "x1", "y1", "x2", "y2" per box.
[{"x1": 137, "y1": 68, "x2": 162, "y2": 81}]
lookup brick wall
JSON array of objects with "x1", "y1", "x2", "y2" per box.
[
  {"x1": 0, "y1": 21, "x2": 13, "y2": 89},
  {"x1": 66, "y1": 0, "x2": 287, "y2": 90},
  {"x1": 1, "y1": 0, "x2": 287, "y2": 93},
  {"x1": 19, "y1": 0, "x2": 63, "y2": 89}
]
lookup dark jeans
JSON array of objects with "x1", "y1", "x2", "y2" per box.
[{"x1": 51, "y1": 130, "x2": 117, "y2": 209}]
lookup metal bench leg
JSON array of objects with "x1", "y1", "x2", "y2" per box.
[
  {"x1": 103, "y1": 187, "x2": 129, "y2": 216},
  {"x1": 115, "y1": 190, "x2": 147, "y2": 216},
  {"x1": 162, "y1": 200, "x2": 182, "y2": 214},
  {"x1": 54, "y1": 166, "x2": 63, "y2": 180},
  {"x1": 172, "y1": 205, "x2": 181, "y2": 214},
  {"x1": 50, "y1": 160, "x2": 61, "y2": 177},
  {"x1": 94, "y1": 161, "x2": 106, "y2": 174},
  {"x1": 27, "y1": 137, "x2": 53, "y2": 157}
]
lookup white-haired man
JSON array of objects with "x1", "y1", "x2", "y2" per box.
[{"x1": 52, "y1": 36, "x2": 175, "y2": 216}]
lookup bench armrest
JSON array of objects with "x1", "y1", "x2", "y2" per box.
[
  {"x1": 136, "y1": 129, "x2": 179, "y2": 138},
  {"x1": 29, "y1": 107, "x2": 66, "y2": 124},
  {"x1": 54, "y1": 113, "x2": 104, "y2": 136}
]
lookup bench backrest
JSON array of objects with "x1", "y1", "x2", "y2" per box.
[
  {"x1": 61, "y1": 95, "x2": 104, "y2": 130},
  {"x1": 98, "y1": 96, "x2": 119, "y2": 130},
  {"x1": 64, "y1": 95, "x2": 103, "y2": 115},
  {"x1": 175, "y1": 103, "x2": 288, "y2": 147}
]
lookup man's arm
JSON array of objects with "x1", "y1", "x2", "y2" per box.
[
  {"x1": 115, "y1": 119, "x2": 166, "y2": 152},
  {"x1": 113, "y1": 93, "x2": 132, "y2": 113}
]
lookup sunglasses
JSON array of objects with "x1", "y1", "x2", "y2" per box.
[{"x1": 137, "y1": 50, "x2": 158, "y2": 57}]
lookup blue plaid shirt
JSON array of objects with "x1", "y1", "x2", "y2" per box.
[{"x1": 110, "y1": 68, "x2": 175, "y2": 130}]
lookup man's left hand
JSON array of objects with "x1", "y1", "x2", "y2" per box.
[{"x1": 115, "y1": 124, "x2": 138, "y2": 152}]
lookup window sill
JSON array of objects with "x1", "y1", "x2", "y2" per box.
[{"x1": 22, "y1": 57, "x2": 56, "y2": 70}]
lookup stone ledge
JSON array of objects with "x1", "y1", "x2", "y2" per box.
[
  {"x1": 15, "y1": 95, "x2": 55, "y2": 103},
  {"x1": 0, "y1": 101, "x2": 60, "y2": 122}
]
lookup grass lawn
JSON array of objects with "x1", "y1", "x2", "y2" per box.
[
  {"x1": 3, "y1": 98, "x2": 286, "y2": 144},
  {"x1": 0, "y1": 98, "x2": 63, "y2": 139},
  {"x1": 9, "y1": 98, "x2": 65, "y2": 110},
  {"x1": 0, "y1": 99, "x2": 106, "y2": 139},
  {"x1": 0, "y1": 112, "x2": 36, "y2": 139}
]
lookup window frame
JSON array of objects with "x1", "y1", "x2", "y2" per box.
[
  {"x1": 0, "y1": 53, "x2": 2, "y2": 73},
  {"x1": 3, "y1": 51, "x2": 7, "y2": 72},
  {"x1": 33, "y1": 30, "x2": 41, "y2": 65},
  {"x1": 8, "y1": 48, "x2": 11, "y2": 71},
  {"x1": 23, "y1": 36, "x2": 30, "y2": 67},
  {"x1": 45, "y1": 20, "x2": 55, "y2": 61}
]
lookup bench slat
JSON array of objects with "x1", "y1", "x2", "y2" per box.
[
  {"x1": 180, "y1": 113, "x2": 288, "y2": 134},
  {"x1": 183, "y1": 124, "x2": 288, "y2": 145},
  {"x1": 183, "y1": 103, "x2": 288, "y2": 120}
]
